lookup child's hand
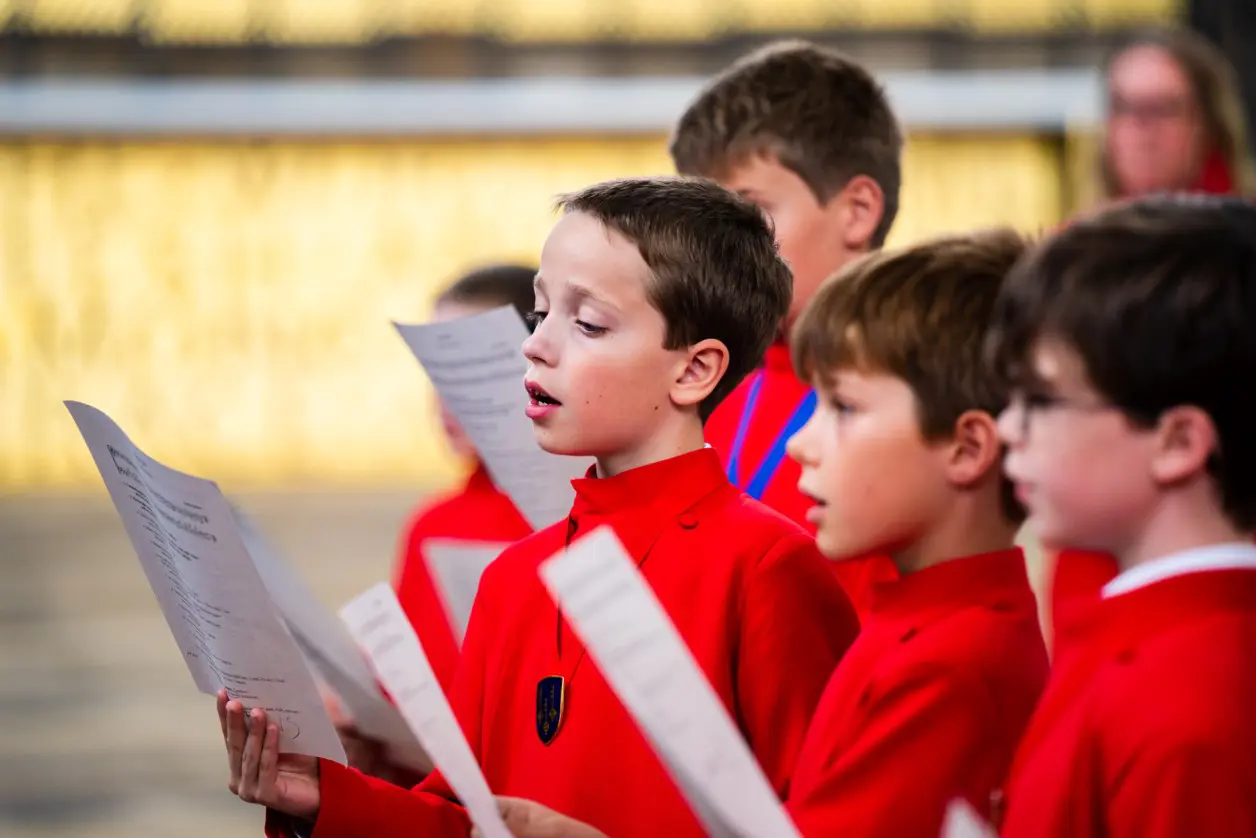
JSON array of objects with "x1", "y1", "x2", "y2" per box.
[
  {"x1": 476, "y1": 797, "x2": 610, "y2": 838},
  {"x1": 218, "y1": 689, "x2": 321, "y2": 820},
  {"x1": 322, "y1": 689, "x2": 388, "y2": 776}
]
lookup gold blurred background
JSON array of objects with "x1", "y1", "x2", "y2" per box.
[
  {"x1": 0, "y1": 0, "x2": 1176, "y2": 834},
  {"x1": 1, "y1": 0, "x2": 1176, "y2": 41},
  {"x1": 0, "y1": 133, "x2": 1081, "y2": 492}
]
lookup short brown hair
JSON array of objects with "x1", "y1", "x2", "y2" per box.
[
  {"x1": 557, "y1": 176, "x2": 792, "y2": 421},
  {"x1": 987, "y1": 194, "x2": 1256, "y2": 530},
  {"x1": 793, "y1": 228, "x2": 1030, "y2": 522},
  {"x1": 437, "y1": 263, "x2": 537, "y2": 321},
  {"x1": 669, "y1": 40, "x2": 903, "y2": 248}
]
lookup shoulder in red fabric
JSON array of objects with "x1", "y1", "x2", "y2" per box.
[
  {"x1": 1003, "y1": 567, "x2": 1256, "y2": 838},
  {"x1": 786, "y1": 549, "x2": 1047, "y2": 837}
]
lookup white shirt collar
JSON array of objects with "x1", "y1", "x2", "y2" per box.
[{"x1": 1103, "y1": 541, "x2": 1256, "y2": 598}]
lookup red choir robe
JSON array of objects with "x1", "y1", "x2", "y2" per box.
[
  {"x1": 705, "y1": 341, "x2": 898, "y2": 616},
  {"x1": 271, "y1": 447, "x2": 860, "y2": 838},
  {"x1": 393, "y1": 463, "x2": 532, "y2": 695},
  {"x1": 1001, "y1": 551, "x2": 1256, "y2": 838},
  {"x1": 786, "y1": 549, "x2": 1048, "y2": 836},
  {"x1": 1047, "y1": 549, "x2": 1118, "y2": 663}
]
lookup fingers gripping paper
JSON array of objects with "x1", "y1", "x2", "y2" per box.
[
  {"x1": 393, "y1": 306, "x2": 592, "y2": 530},
  {"x1": 233, "y1": 509, "x2": 432, "y2": 773},
  {"x1": 339, "y1": 584, "x2": 511, "y2": 838},
  {"x1": 64, "y1": 401, "x2": 344, "y2": 762},
  {"x1": 538, "y1": 527, "x2": 801, "y2": 838}
]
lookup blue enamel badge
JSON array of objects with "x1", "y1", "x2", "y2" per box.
[{"x1": 536, "y1": 675, "x2": 566, "y2": 745}]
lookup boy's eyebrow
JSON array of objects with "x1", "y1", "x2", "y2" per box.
[{"x1": 567, "y1": 280, "x2": 621, "y2": 312}]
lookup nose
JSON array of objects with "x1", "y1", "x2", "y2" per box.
[{"x1": 522, "y1": 316, "x2": 554, "y2": 367}]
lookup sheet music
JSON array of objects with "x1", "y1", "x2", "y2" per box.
[
  {"x1": 538, "y1": 527, "x2": 800, "y2": 838},
  {"x1": 233, "y1": 509, "x2": 432, "y2": 773},
  {"x1": 941, "y1": 799, "x2": 997, "y2": 838},
  {"x1": 393, "y1": 306, "x2": 591, "y2": 530},
  {"x1": 65, "y1": 401, "x2": 344, "y2": 762},
  {"x1": 340, "y1": 584, "x2": 510, "y2": 838},
  {"x1": 422, "y1": 539, "x2": 510, "y2": 646}
]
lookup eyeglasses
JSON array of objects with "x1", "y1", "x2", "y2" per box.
[
  {"x1": 1005, "y1": 390, "x2": 1114, "y2": 440},
  {"x1": 1108, "y1": 94, "x2": 1194, "y2": 124}
]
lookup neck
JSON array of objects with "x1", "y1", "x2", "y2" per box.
[
  {"x1": 891, "y1": 494, "x2": 1018, "y2": 576},
  {"x1": 1112, "y1": 486, "x2": 1249, "y2": 571},
  {"x1": 594, "y1": 415, "x2": 706, "y2": 479}
]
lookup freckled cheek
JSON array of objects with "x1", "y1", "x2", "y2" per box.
[{"x1": 572, "y1": 358, "x2": 638, "y2": 422}]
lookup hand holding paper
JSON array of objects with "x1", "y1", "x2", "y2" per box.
[
  {"x1": 65, "y1": 401, "x2": 344, "y2": 763},
  {"x1": 219, "y1": 689, "x2": 323, "y2": 820},
  {"x1": 234, "y1": 507, "x2": 433, "y2": 775},
  {"x1": 340, "y1": 583, "x2": 512, "y2": 838},
  {"x1": 478, "y1": 798, "x2": 611, "y2": 838}
]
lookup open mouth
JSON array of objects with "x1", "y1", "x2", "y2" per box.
[
  {"x1": 526, "y1": 381, "x2": 562, "y2": 407},
  {"x1": 799, "y1": 488, "x2": 828, "y2": 509}
]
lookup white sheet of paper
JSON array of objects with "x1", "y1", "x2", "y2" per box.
[
  {"x1": 538, "y1": 526, "x2": 801, "y2": 838},
  {"x1": 393, "y1": 306, "x2": 592, "y2": 530},
  {"x1": 422, "y1": 539, "x2": 510, "y2": 646},
  {"x1": 340, "y1": 583, "x2": 510, "y2": 838},
  {"x1": 65, "y1": 401, "x2": 345, "y2": 762},
  {"x1": 233, "y1": 509, "x2": 432, "y2": 773},
  {"x1": 941, "y1": 799, "x2": 998, "y2": 838}
]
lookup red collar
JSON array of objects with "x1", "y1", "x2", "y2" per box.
[
  {"x1": 567, "y1": 448, "x2": 728, "y2": 561},
  {"x1": 868, "y1": 548, "x2": 1032, "y2": 629}
]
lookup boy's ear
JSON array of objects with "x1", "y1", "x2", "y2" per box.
[
  {"x1": 833, "y1": 175, "x2": 885, "y2": 251},
  {"x1": 671, "y1": 339, "x2": 729, "y2": 410},
  {"x1": 944, "y1": 409, "x2": 1003, "y2": 489},
  {"x1": 1150, "y1": 405, "x2": 1218, "y2": 485}
]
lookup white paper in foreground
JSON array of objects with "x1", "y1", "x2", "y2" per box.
[
  {"x1": 538, "y1": 527, "x2": 800, "y2": 838},
  {"x1": 340, "y1": 584, "x2": 510, "y2": 838},
  {"x1": 941, "y1": 799, "x2": 998, "y2": 838},
  {"x1": 65, "y1": 401, "x2": 344, "y2": 762},
  {"x1": 233, "y1": 509, "x2": 432, "y2": 773},
  {"x1": 393, "y1": 306, "x2": 591, "y2": 530},
  {"x1": 422, "y1": 539, "x2": 510, "y2": 646}
]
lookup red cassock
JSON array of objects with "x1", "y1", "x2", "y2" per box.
[
  {"x1": 270, "y1": 447, "x2": 859, "y2": 838},
  {"x1": 1048, "y1": 549, "x2": 1118, "y2": 664},
  {"x1": 393, "y1": 463, "x2": 532, "y2": 695},
  {"x1": 785, "y1": 549, "x2": 1048, "y2": 837},
  {"x1": 704, "y1": 341, "x2": 898, "y2": 617},
  {"x1": 1001, "y1": 567, "x2": 1256, "y2": 838}
]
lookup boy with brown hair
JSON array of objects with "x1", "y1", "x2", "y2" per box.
[
  {"x1": 217, "y1": 176, "x2": 859, "y2": 838},
  {"x1": 486, "y1": 229, "x2": 1050, "y2": 838},
  {"x1": 991, "y1": 195, "x2": 1256, "y2": 837},
  {"x1": 671, "y1": 40, "x2": 904, "y2": 614},
  {"x1": 781, "y1": 229, "x2": 1047, "y2": 836}
]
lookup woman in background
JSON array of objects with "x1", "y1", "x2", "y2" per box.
[{"x1": 1102, "y1": 27, "x2": 1252, "y2": 200}]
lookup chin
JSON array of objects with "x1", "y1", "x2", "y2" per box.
[
  {"x1": 816, "y1": 534, "x2": 868, "y2": 563},
  {"x1": 532, "y1": 428, "x2": 595, "y2": 458}
]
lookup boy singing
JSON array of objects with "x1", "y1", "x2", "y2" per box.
[{"x1": 218, "y1": 177, "x2": 859, "y2": 838}]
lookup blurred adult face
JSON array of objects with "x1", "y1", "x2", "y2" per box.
[{"x1": 1106, "y1": 45, "x2": 1208, "y2": 196}]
